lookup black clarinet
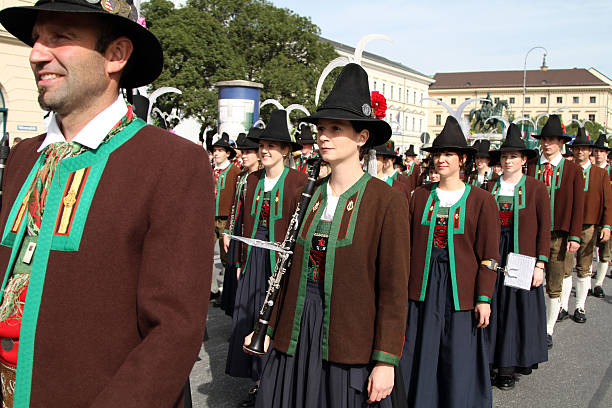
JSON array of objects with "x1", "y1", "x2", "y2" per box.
[
  {"x1": 0, "y1": 134, "x2": 10, "y2": 211},
  {"x1": 244, "y1": 158, "x2": 322, "y2": 355}
]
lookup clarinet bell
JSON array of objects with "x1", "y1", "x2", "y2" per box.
[{"x1": 243, "y1": 326, "x2": 267, "y2": 356}]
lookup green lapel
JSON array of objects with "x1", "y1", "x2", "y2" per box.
[{"x1": 4, "y1": 118, "x2": 146, "y2": 407}]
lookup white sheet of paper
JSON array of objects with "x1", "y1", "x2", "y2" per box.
[{"x1": 504, "y1": 252, "x2": 536, "y2": 291}]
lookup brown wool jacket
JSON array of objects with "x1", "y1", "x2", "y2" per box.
[
  {"x1": 409, "y1": 183, "x2": 500, "y2": 309},
  {"x1": 527, "y1": 157, "x2": 585, "y2": 241},
  {"x1": 401, "y1": 163, "x2": 420, "y2": 192},
  {"x1": 240, "y1": 168, "x2": 307, "y2": 269},
  {"x1": 580, "y1": 164, "x2": 612, "y2": 227},
  {"x1": 488, "y1": 175, "x2": 551, "y2": 262},
  {"x1": 215, "y1": 163, "x2": 241, "y2": 217},
  {"x1": 0, "y1": 126, "x2": 213, "y2": 408},
  {"x1": 268, "y1": 175, "x2": 410, "y2": 366}
]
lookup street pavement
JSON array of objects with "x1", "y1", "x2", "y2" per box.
[{"x1": 189, "y1": 244, "x2": 612, "y2": 407}]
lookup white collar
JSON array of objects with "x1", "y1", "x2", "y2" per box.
[
  {"x1": 38, "y1": 95, "x2": 128, "y2": 152},
  {"x1": 539, "y1": 152, "x2": 562, "y2": 167},
  {"x1": 597, "y1": 162, "x2": 608, "y2": 169},
  {"x1": 215, "y1": 160, "x2": 231, "y2": 170},
  {"x1": 580, "y1": 161, "x2": 591, "y2": 170}
]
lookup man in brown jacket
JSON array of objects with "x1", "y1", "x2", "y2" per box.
[
  {"x1": 0, "y1": 1, "x2": 213, "y2": 406},
  {"x1": 210, "y1": 133, "x2": 240, "y2": 302},
  {"x1": 527, "y1": 115, "x2": 584, "y2": 349},
  {"x1": 563, "y1": 128, "x2": 611, "y2": 323},
  {"x1": 591, "y1": 134, "x2": 612, "y2": 297}
]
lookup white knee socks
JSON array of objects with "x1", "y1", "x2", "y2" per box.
[
  {"x1": 575, "y1": 276, "x2": 590, "y2": 310},
  {"x1": 594, "y1": 261, "x2": 609, "y2": 287},
  {"x1": 560, "y1": 276, "x2": 572, "y2": 311},
  {"x1": 546, "y1": 295, "x2": 561, "y2": 336}
]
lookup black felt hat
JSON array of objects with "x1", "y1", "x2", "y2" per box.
[
  {"x1": 212, "y1": 133, "x2": 236, "y2": 159},
  {"x1": 489, "y1": 123, "x2": 537, "y2": 161},
  {"x1": 374, "y1": 140, "x2": 398, "y2": 157},
  {"x1": 422, "y1": 116, "x2": 476, "y2": 154},
  {"x1": 237, "y1": 129, "x2": 261, "y2": 150},
  {"x1": 593, "y1": 133, "x2": 610, "y2": 151},
  {"x1": 257, "y1": 110, "x2": 302, "y2": 152},
  {"x1": 295, "y1": 124, "x2": 316, "y2": 145},
  {"x1": 0, "y1": 0, "x2": 163, "y2": 88},
  {"x1": 301, "y1": 63, "x2": 391, "y2": 146},
  {"x1": 474, "y1": 139, "x2": 491, "y2": 158},
  {"x1": 404, "y1": 145, "x2": 417, "y2": 157},
  {"x1": 570, "y1": 127, "x2": 592, "y2": 147},
  {"x1": 534, "y1": 115, "x2": 572, "y2": 142}
]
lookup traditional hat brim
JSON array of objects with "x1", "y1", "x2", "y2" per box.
[
  {"x1": 212, "y1": 142, "x2": 236, "y2": 160},
  {"x1": 531, "y1": 133, "x2": 572, "y2": 142},
  {"x1": 300, "y1": 108, "x2": 392, "y2": 147},
  {"x1": 570, "y1": 141, "x2": 593, "y2": 148},
  {"x1": 250, "y1": 134, "x2": 302, "y2": 152},
  {"x1": 489, "y1": 147, "x2": 537, "y2": 161},
  {"x1": 421, "y1": 145, "x2": 477, "y2": 154},
  {"x1": 0, "y1": 2, "x2": 163, "y2": 88}
]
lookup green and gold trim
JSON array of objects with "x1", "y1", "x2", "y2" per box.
[
  {"x1": 420, "y1": 183, "x2": 471, "y2": 311},
  {"x1": 289, "y1": 173, "x2": 371, "y2": 359}
]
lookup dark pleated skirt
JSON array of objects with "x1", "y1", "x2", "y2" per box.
[
  {"x1": 226, "y1": 225, "x2": 271, "y2": 380},
  {"x1": 256, "y1": 281, "x2": 393, "y2": 408},
  {"x1": 486, "y1": 227, "x2": 548, "y2": 369},
  {"x1": 221, "y1": 212, "x2": 243, "y2": 316},
  {"x1": 400, "y1": 248, "x2": 491, "y2": 408}
]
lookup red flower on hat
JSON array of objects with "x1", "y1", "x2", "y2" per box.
[
  {"x1": 371, "y1": 91, "x2": 387, "y2": 119},
  {"x1": 561, "y1": 122, "x2": 566, "y2": 134}
]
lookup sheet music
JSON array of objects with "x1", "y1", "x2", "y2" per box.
[{"x1": 504, "y1": 252, "x2": 536, "y2": 291}]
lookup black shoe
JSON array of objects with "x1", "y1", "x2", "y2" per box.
[
  {"x1": 515, "y1": 366, "x2": 532, "y2": 376},
  {"x1": 592, "y1": 286, "x2": 605, "y2": 298},
  {"x1": 573, "y1": 308, "x2": 587, "y2": 323},
  {"x1": 238, "y1": 386, "x2": 258, "y2": 407},
  {"x1": 210, "y1": 291, "x2": 220, "y2": 301},
  {"x1": 557, "y1": 308, "x2": 569, "y2": 322},
  {"x1": 212, "y1": 296, "x2": 223, "y2": 307},
  {"x1": 496, "y1": 375, "x2": 515, "y2": 390},
  {"x1": 547, "y1": 334, "x2": 553, "y2": 350},
  {"x1": 490, "y1": 370, "x2": 497, "y2": 386}
]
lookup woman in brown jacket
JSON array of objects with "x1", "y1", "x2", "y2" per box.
[
  {"x1": 226, "y1": 110, "x2": 306, "y2": 406},
  {"x1": 246, "y1": 64, "x2": 410, "y2": 407},
  {"x1": 400, "y1": 116, "x2": 500, "y2": 408},
  {"x1": 485, "y1": 124, "x2": 550, "y2": 390}
]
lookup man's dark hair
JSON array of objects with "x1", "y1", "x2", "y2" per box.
[{"x1": 93, "y1": 16, "x2": 133, "y2": 87}]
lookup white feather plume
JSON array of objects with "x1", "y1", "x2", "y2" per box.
[
  {"x1": 513, "y1": 117, "x2": 536, "y2": 129},
  {"x1": 146, "y1": 87, "x2": 182, "y2": 124},
  {"x1": 423, "y1": 97, "x2": 488, "y2": 136},
  {"x1": 354, "y1": 34, "x2": 393, "y2": 65},
  {"x1": 253, "y1": 119, "x2": 266, "y2": 129},
  {"x1": 260, "y1": 99, "x2": 284, "y2": 110},
  {"x1": 315, "y1": 56, "x2": 350, "y2": 106}
]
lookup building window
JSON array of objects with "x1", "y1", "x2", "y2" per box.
[
  {"x1": 390, "y1": 86, "x2": 394, "y2": 100},
  {"x1": 435, "y1": 114, "x2": 441, "y2": 126},
  {"x1": 414, "y1": 91, "x2": 417, "y2": 105},
  {"x1": 419, "y1": 119, "x2": 422, "y2": 132},
  {"x1": 573, "y1": 96, "x2": 579, "y2": 103},
  {"x1": 406, "y1": 90, "x2": 410, "y2": 104},
  {"x1": 494, "y1": 97, "x2": 500, "y2": 104},
  {"x1": 405, "y1": 117, "x2": 408, "y2": 130},
  {"x1": 556, "y1": 97, "x2": 563, "y2": 104},
  {"x1": 451, "y1": 98, "x2": 456, "y2": 105},
  {"x1": 399, "y1": 88, "x2": 402, "y2": 102},
  {"x1": 525, "y1": 97, "x2": 531, "y2": 104},
  {"x1": 525, "y1": 113, "x2": 530, "y2": 118},
  {"x1": 572, "y1": 114, "x2": 579, "y2": 120},
  {"x1": 509, "y1": 97, "x2": 515, "y2": 104},
  {"x1": 412, "y1": 117, "x2": 416, "y2": 131},
  {"x1": 589, "y1": 114, "x2": 596, "y2": 122},
  {"x1": 382, "y1": 84, "x2": 385, "y2": 95},
  {"x1": 540, "y1": 97, "x2": 546, "y2": 104},
  {"x1": 373, "y1": 81, "x2": 377, "y2": 91},
  {"x1": 590, "y1": 96, "x2": 596, "y2": 103},
  {"x1": 465, "y1": 97, "x2": 470, "y2": 101}
]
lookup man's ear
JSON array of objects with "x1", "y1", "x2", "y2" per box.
[{"x1": 105, "y1": 36, "x2": 133, "y2": 77}]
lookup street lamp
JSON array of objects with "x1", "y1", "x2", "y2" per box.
[{"x1": 522, "y1": 46, "x2": 549, "y2": 136}]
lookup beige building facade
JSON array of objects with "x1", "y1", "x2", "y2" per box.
[
  {"x1": 0, "y1": 0, "x2": 45, "y2": 143},
  {"x1": 427, "y1": 68, "x2": 612, "y2": 138},
  {"x1": 326, "y1": 38, "x2": 435, "y2": 155}
]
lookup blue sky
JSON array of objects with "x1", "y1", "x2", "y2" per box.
[{"x1": 270, "y1": 0, "x2": 612, "y2": 78}]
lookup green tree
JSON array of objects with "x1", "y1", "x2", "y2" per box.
[{"x1": 142, "y1": 0, "x2": 338, "y2": 128}]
